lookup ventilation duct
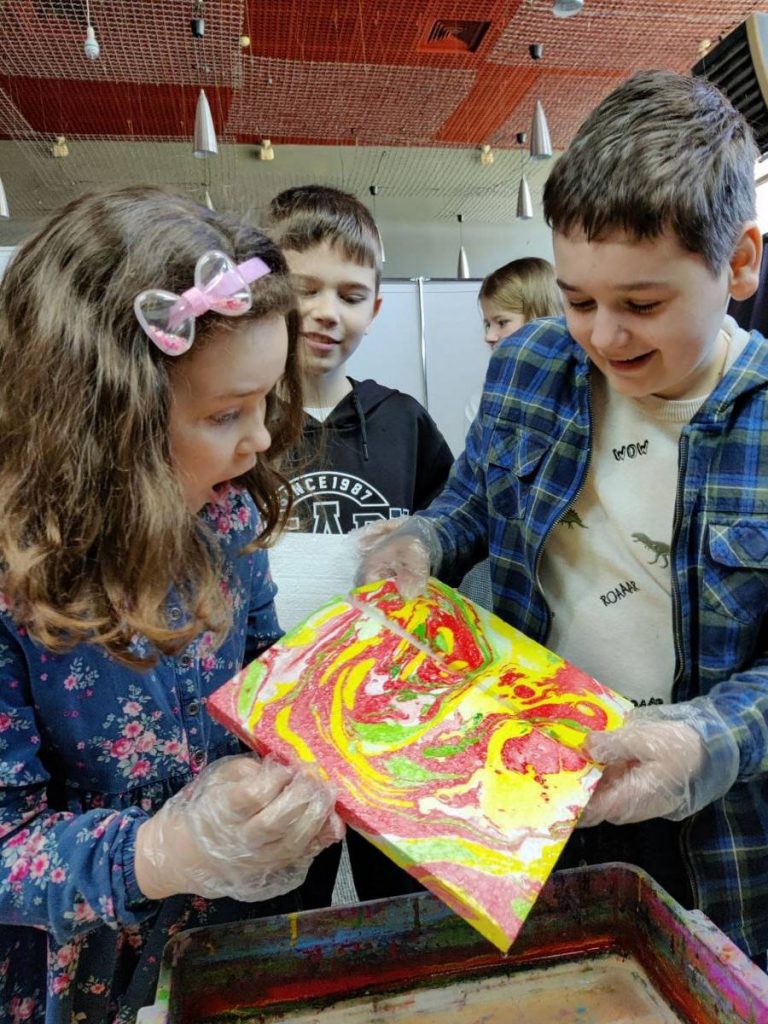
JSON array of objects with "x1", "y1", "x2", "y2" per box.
[
  {"x1": 692, "y1": 13, "x2": 768, "y2": 155},
  {"x1": 418, "y1": 19, "x2": 490, "y2": 54}
]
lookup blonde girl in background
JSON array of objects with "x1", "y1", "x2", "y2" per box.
[
  {"x1": 466, "y1": 257, "x2": 562, "y2": 426},
  {"x1": 0, "y1": 187, "x2": 342, "y2": 1023},
  {"x1": 460, "y1": 257, "x2": 562, "y2": 608}
]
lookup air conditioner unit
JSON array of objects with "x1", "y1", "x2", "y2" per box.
[{"x1": 692, "y1": 12, "x2": 768, "y2": 154}]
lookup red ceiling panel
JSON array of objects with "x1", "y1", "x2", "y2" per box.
[
  {"x1": 0, "y1": 77, "x2": 234, "y2": 141},
  {"x1": 435, "y1": 65, "x2": 538, "y2": 144},
  {"x1": 244, "y1": 0, "x2": 516, "y2": 68},
  {"x1": 227, "y1": 55, "x2": 475, "y2": 145}
]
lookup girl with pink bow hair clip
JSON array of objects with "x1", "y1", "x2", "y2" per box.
[{"x1": 0, "y1": 186, "x2": 342, "y2": 1021}]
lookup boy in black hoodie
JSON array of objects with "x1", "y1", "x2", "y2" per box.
[
  {"x1": 266, "y1": 185, "x2": 453, "y2": 905},
  {"x1": 266, "y1": 185, "x2": 453, "y2": 536}
]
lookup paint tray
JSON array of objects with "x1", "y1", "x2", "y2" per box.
[{"x1": 137, "y1": 864, "x2": 768, "y2": 1024}]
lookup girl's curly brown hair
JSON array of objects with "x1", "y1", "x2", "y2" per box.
[{"x1": 0, "y1": 186, "x2": 302, "y2": 667}]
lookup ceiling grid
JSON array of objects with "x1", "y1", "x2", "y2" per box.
[{"x1": 0, "y1": 0, "x2": 764, "y2": 231}]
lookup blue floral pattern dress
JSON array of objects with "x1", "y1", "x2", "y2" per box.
[{"x1": 0, "y1": 487, "x2": 293, "y2": 1024}]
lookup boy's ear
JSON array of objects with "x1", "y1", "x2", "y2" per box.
[
  {"x1": 367, "y1": 294, "x2": 383, "y2": 331},
  {"x1": 728, "y1": 221, "x2": 763, "y2": 301}
]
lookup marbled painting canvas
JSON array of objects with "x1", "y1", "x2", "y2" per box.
[{"x1": 209, "y1": 578, "x2": 630, "y2": 950}]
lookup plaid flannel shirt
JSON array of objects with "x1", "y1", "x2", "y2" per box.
[{"x1": 423, "y1": 316, "x2": 768, "y2": 955}]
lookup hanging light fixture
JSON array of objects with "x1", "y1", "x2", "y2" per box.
[
  {"x1": 517, "y1": 177, "x2": 533, "y2": 220},
  {"x1": 83, "y1": 0, "x2": 100, "y2": 60},
  {"x1": 203, "y1": 190, "x2": 215, "y2": 210},
  {"x1": 514, "y1": 131, "x2": 533, "y2": 220},
  {"x1": 530, "y1": 100, "x2": 553, "y2": 159},
  {"x1": 193, "y1": 89, "x2": 218, "y2": 158},
  {"x1": 190, "y1": 0, "x2": 205, "y2": 37},
  {"x1": 552, "y1": 0, "x2": 584, "y2": 17},
  {"x1": 368, "y1": 185, "x2": 386, "y2": 264},
  {"x1": 456, "y1": 214, "x2": 470, "y2": 279},
  {"x1": 0, "y1": 176, "x2": 10, "y2": 219}
]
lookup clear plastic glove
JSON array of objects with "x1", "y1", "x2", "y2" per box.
[
  {"x1": 353, "y1": 516, "x2": 443, "y2": 599},
  {"x1": 134, "y1": 754, "x2": 344, "y2": 902},
  {"x1": 579, "y1": 701, "x2": 739, "y2": 827}
]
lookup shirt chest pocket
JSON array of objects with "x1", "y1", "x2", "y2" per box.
[
  {"x1": 486, "y1": 434, "x2": 549, "y2": 520},
  {"x1": 702, "y1": 520, "x2": 768, "y2": 623}
]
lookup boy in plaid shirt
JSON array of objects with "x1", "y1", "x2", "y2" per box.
[{"x1": 358, "y1": 70, "x2": 768, "y2": 960}]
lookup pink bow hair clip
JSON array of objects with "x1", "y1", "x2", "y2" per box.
[{"x1": 134, "y1": 249, "x2": 271, "y2": 356}]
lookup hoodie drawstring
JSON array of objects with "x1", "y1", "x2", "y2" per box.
[{"x1": 350, "y1": 390, "x2": 370, "y2": 461}]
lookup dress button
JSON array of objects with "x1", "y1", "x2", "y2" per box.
[
  {"x1": 169, "y1": 607, "x2": 182, "y2": 623},
  {"x1": 191, "y1": 750, "x2": 207, "y2": 772},
  {"x1": 179, "y1": 654, "x2": 193, "y2": 669},
  {"x1": 187, "y1": 700, "x2": 200, "y2": 716}
]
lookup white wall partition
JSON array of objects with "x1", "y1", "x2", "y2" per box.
[
  {"x1": 422, "y1": 280, "x2": 488, "y2": 456},
  {"x1": 346, "y1": 281, "x2": 426, "y2": 405},
  {"x1": 0, "y1": 247, "x2": 15, "y2": 276},
  {"x1": 346, "y1": 278, "x2": 489, "y2": 456}
]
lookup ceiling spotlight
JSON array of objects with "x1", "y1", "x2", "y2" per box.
[
  {"x1": 552, "y1": 0, "x2": 584, "y2": 17},
  {"x1": 257, "y1": 139, "x2": 275, "y2": 161},
  {"x1": 529, "y1": 43, "x2": 544, "y2": 60},
  {"x1": 479, "y1": 144, "x2": 494, "y2": 166},
  {"x1": 84, "y1": 2, "x2": 99, "y2": 60},
  {"x1": 51, "y1": 135, "x2": 69, "y2": 158},
  {"x1": 190, "y1": 0, "x2": 205, "y2": 37}
]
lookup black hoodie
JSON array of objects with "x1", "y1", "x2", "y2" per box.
[{"x1": 287, "y1": 378, "x2": 454, "y2": 534}]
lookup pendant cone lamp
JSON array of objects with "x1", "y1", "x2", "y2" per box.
[
  {"x1": 457, "y1": 246, "x2": 470, "y2": 278},
  {"x1": 377, "y1": 226, "x2": 386, "y2": 265},
  {"x1": 515, "y1": 132, "x2": 533, "y2": 220},
  {"x1": 530, "y1": 100, "x2": 553, "y2": 159},
  {"x1": 516, "y1": 175, "x2": 533, "y2": 219},
  {"x1": 369, "y1": 186, "x2": 386, "y2": 264},
  {"x1": 193, "y1": 89, "x2": 218, "y2": 158},
  {"x1": 456, "y1": 214, "x2": 470, "y2": 278}
]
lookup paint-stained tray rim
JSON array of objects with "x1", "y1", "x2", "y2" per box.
[{"x1": 138, "y1": 863, "x2": 768, "y2": 1024}]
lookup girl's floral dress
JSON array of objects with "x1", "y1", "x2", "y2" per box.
[{"x1": 0, "y1": 488, "x2": 296, "y2": 1024}]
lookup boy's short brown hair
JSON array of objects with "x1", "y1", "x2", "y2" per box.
[
  {"x1": 265, "y1": 184, "x2": 383, "y2": 288},
  {"x1": 543, "y1": 70, "x2": 758, "y2": 272}
]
